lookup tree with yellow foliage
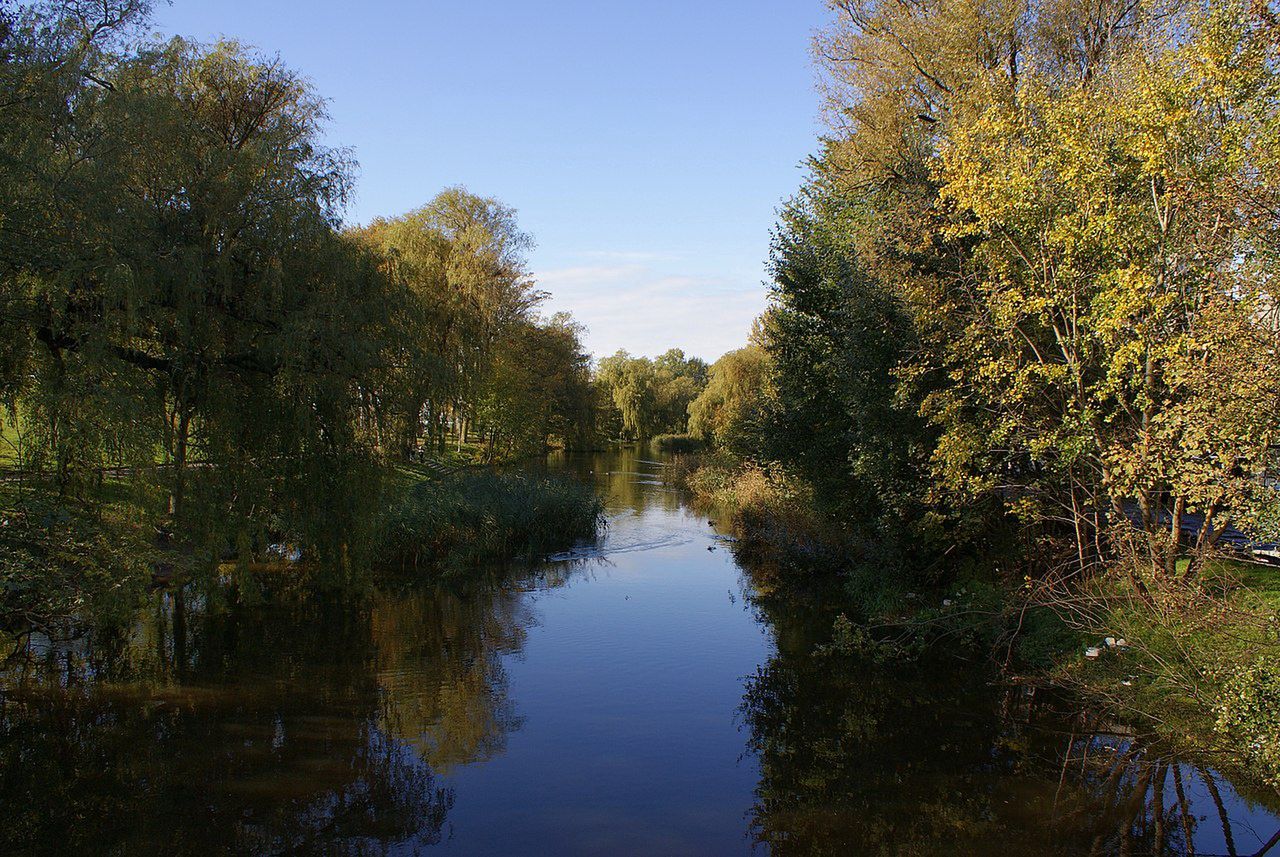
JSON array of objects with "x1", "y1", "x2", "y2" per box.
[{"x1": 792, "y1": 0, "x2": 1280, "y2": 583}]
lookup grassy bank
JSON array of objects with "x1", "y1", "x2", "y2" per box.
[
  {"x1": 1, "y1": 463, "x2": 603, "y2": 651},
  {"x1": 675, "y1": 452, "x2": 1280, "y2": 792},
  {"x1": 372, "y1": 469, "x2": 603, "y2": 573},
  {"x1": 1033, "y1": 560, "x2": 1280, "y2": 791}
]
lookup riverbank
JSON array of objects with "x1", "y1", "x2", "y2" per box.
[
  {"x1": 674, "y1": 452, "x2": 1280, "y2": 796},
  {"x1": 4, "y1": 447, "x2": 1277, "y2": 855},
  {"x1": 373, "y1": 467, "x2": 604, "y2": 572},
  {"x1": 0, "y1": 461, "x2": 604, "y2": 654}
]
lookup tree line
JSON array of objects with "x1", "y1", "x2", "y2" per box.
[
  {"x1": 595, "y1": 348, "x2": 708, "y2": 442},
  {"x1": 0, "y1": 1, "x2": 628, "y2": 576},
  {"x1": 695, "y1": 0, "x2": 1280, "y2": 589}
]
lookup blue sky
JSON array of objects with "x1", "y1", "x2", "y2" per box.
[{"x1": 152, "y1": 1, "x2": 827, "y2": 361}]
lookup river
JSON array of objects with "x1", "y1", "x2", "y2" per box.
[{"x1": 2, "y1": 448, "x2": 1278, "y2": 855}]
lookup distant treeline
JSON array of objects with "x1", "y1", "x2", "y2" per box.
[{"x1": 594, "y1": 349, "x2": 708, "y2": 442}]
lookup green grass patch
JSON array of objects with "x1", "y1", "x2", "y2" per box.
[{"x1": 373, "y1": 470, "x2": 604, "y2": 573}]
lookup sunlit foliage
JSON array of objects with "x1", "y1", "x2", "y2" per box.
[
  {"x1": 594, "y1": 348, "x2": 708, "y2": 441},
  {"x1": 0, "y1": 2, "x2": 601, "y2": 631},
  {"x1": 687, "y1": 344, "x2": 771, "y2": 458},
  {"x1": 745, "y1": 0, "x2": 1280, "y2": 583}
]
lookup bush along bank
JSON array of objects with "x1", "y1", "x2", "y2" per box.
[
  {"x1": 649, "y1": 434, "x2": 705, "y2": 455},
  {"x1": 1, "y1": 464, "x2": 604, "y2": 659},
  {"x1": 673, "y1": 452, "x2": 1280, "y2": 794},
  {"x1": 372, "y1": 470, "x2": 604, "y2": 574},
  {"x1": 676, "y1": 453, "x2": 850, "y2": 578}
]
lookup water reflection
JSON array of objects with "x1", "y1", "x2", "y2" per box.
[
  {"x1": 1, "y1": 449, "x2": 1278, "y2": 854},
  {"x1": 545, "y1": 446, "x2": 684, "y2": 518},
  {"x1": 374, "y1": 585, "x2": 529, "y2": 772},
  {"x1": 540, "y1": 448, "x2": 696, "y2": 565},
  {"x1": 0, "y1": 578, "x2": 539, "y2": 855},
  {"x1": 1044, "y1": 732, "x2": 1280, "y2": 857},
  {"x1": 740, "y1": 591, "x2": 1280, "y2": 856}
]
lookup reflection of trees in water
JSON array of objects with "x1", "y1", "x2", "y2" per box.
[
  {"x1": 1047, "y1": 731, "x2": 1280, "y2": 857},
  {"x1": 0, "y1": 691, "x2": 448, "y2": 855},
  {"x1": 546, "y1": 448, "x2": 682, "y2": 516},
  {"x1": 741, "y1": 595, "x2": 1280, "y2": 856},
  {"x1": 373, "y1": 583, "x2": 530, "y2": 772},
  {"x1": 0, "y1": 579, "x2": 547, "y2": 854},
  {"x1": 741, "y1": 648, "x2": 1064, "y2": 854}
]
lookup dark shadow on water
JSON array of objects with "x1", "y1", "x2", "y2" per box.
[
  {"x1": 740, "y1": 587, "x2": 1280, "y2": 856},
  {"x1": 0, "y1": 575, "x2": 541, "y2": 855}
]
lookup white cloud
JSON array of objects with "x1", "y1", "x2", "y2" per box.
[
  {"x1": 535, "y1": 262, "x2": 766, "y2": 362},
  {"x1": 575, "y1": 250, "x2": 683, "y2": 264}
]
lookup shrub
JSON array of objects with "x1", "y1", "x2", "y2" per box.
[
  {"x1": 649, "y1": 434, "x2": 704, "y2": 454},
  {"x1": 1215, "y1": 656, "x2": 1280, "y2": 789},
  {"x1": 0, "y1": 493, "x2": 151, "y2": 642},
  {"x1": 373, "y1": 471, "x2": 603, "y2": 573},
  {"x1": 683, "y1": 455, "x2": 850, "y2": 576}
]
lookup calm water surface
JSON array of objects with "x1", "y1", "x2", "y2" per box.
[{"x1": 2, "y1": 449, "x2": 1279, "y2": 855}]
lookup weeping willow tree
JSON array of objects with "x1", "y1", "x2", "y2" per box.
[
  {"x1": 687, "y1": 343, "x2": 771, "y2": 458},
  {"x1": 353, "y1": 188, "x2": 543, "y2": 459},
  {"x1": 473, "y1": 312, "x2": 596, "y2": 459},
  {"x1": 8, "y1": 29, "x2": 395, "y2": 563},
  {"x1": 0, "y1": 5, "x2": 402, "y2": 599},
  {"x1": 0, "y1": 3, "x2": 600, "y2": 626},
  {"x1": 594, "y1": 348, "x2": 708, "y2": 441}
]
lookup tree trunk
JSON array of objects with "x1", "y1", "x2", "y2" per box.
[{"x1": 169, "y1": 407, "x2": 190, "y2": 523}]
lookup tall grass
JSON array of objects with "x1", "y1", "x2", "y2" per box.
[
  {"x1": 679, "y1": 452, "x2": 850, "y2": 577},
  {"x1": 649, "y1": 434, "x2": 704, "y2": 454},
  {"x1": 374, "y1": 471, "x2": 604, "y2": 573}
]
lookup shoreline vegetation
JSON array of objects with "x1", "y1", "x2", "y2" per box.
[
  {"x1": 374, "y1": 468, "x2": 604, "y2": 573},
  {"x1": 0, "y1": 3, "x2": 710, "y2": 653},
  {"x1": 653, "y1": 0, "x2": 1280, "y2": 801},
  {"x1": 671, "y1": 450, "x2": 1280, "y2": 794},
  {"x1": 2, "y1": 0, "x2": 1280, "y2": 832},
  {"x1": 0, "y1": 460, "x2": 604, "y2": 652}
]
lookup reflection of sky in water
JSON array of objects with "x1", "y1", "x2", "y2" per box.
[
  {"x1": 546, "y1": 453, "x2": 707, "y2": 563},
  {"x1": 1180, "y1": 765, "x2": 1279, "y2": 854},
  {"x1": 430, "y1": 451, "x2": 771, "y2": 855}
]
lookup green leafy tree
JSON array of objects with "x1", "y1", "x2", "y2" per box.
[
  {"x1": 688, "y1": 344, "x2": 771, "y2": 458},
  {"x1": 595, "y1": 349, "x2": 707, "y2": 441},
  {"x1": 759, "y1": 0, "x2": 1280, "y2": 583},
  {"x1": 473, "y1": 313, "x2": 594, "y2": 459},
  {"x1": 763, "y1": 171, "x2": 937, "y2": 539},
  {"x1": 356, "y1": 187, "x2": 541, "y2": 458}
]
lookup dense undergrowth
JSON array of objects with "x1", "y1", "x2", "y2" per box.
[
  {"x1": 674, "y1": 452, "x2": 1280, "y2": 792},
  {"x1": 675, "y1": 452, "x2": 849, "y2": 578},
  {"x1": 0, "y1": 486, "x2": 154, "y2": 641},
  {"x1": 372, "y1": 470, "x2": 603, "y2": 573},
  {"x1": 1, "y1": 466, "x2": 603, "y2": 655},
  {"x1": 648, "y1": 434, "x2": 704, "y2": 455}
]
